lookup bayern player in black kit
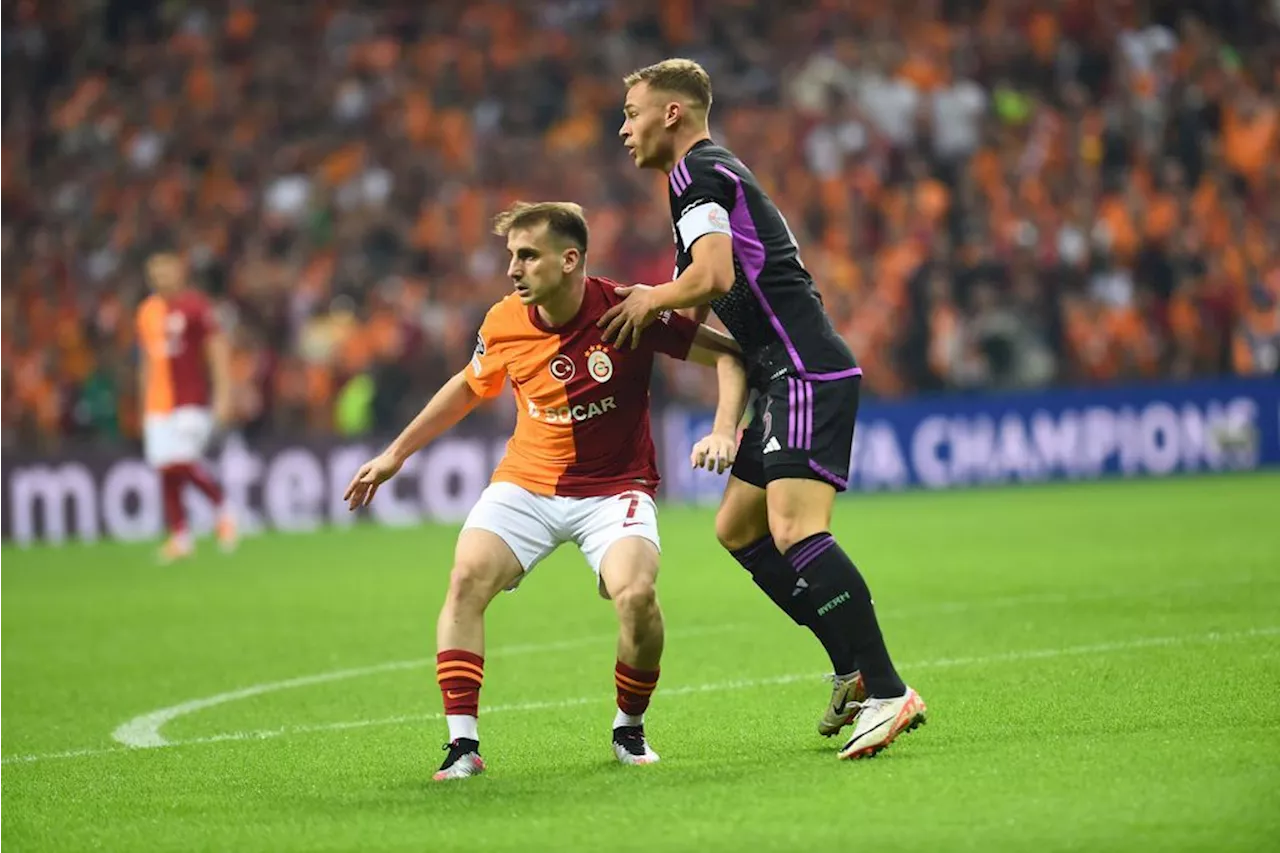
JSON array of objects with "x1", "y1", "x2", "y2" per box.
[{"x1": 601, "y1": 59, "x2": 926, "y2": 759}]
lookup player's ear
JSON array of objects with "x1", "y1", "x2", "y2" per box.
[
  {"x1": 664, "y1": 101, "x2": 681, "y2": 128},
  {"x1": 561, "y1": 247, "x2": 581, "y2": 273}
]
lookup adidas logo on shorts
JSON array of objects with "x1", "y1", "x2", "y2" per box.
[{"x1": 763, "y1": 436, "x2": 781, "y2": 454}]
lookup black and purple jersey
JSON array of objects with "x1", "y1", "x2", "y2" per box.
[{"x1": 668, "y1": 139, "x2": 860, "y2": 385}]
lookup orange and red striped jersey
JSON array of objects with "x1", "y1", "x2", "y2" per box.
[
  {"x1": 136, "y1": 290, "x2": 216, "y2": 415},
  {"x1": 466, "y1": 276, "x2": 698, "y2": 498}
]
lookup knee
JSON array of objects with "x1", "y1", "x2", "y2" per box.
[
  {"x1": 716, "y1": 506, "x2": 762, "y2": 553},
  {"x1": 768, "y1": 516, "x2": 812, "y2": 555},
  {"x1": 612, "y1": 579, "x2": 659, "y2": 624},
  {"x1": 445, "y1": 561, "x2": 502, "y2": 611}
]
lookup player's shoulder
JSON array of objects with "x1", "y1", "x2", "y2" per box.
[
  {"x1": 176, "y1": 289, "x2": 213, "y2": 316},
  {"x1": 585, "y1": 275, "x2": 624, "y2": 308},
  {"x1": 135, "y1": 293, "x2": 165, "y2": 323},
  {"x1": 479, "y1": 293, "x2": 537, "y2": 340},
  {"x1": 673, "y1": 141, "x2": 749, "y2": 207},
  {"x1": 683, "y1": 140, "x2": 744, "y2": 178}
]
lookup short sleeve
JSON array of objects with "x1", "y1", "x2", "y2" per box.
[
  {"x1": 673, "y1": 156, "x2": 736, "y2": 250},
  {"x1": 464, "y1": 310, "x2": 507, "y2": 399},
  {"x1": 645, "y1": 308, "x2": 700, "y2": 360}
]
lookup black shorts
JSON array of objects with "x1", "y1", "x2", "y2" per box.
[{"x1": 730, "y1": 374, "x2": 860, "y2": 492}]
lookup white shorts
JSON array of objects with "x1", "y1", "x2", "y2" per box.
[
  {"x1": 461, "y1": 481, "x2": 661, "y2": 589},
  {"x1": 144, "y1": 406, "x2": 215, "y2": 468}
]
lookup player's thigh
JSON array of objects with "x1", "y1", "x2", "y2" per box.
[
  {"x1": 450, "y1": 528, "x2": 526, "y2": 604},
  {"x1": 572, "y1": 491, "x2": 660, "y2": 600},
  {"x1": 596, "y1": 535, "x2": 661, "y2": 612},
  {"x1": 459, "y1": 482, "x2": 562, "y2": 592},
  {"x1": 760, "y1": 376, "x2": 860, "y2": 550},
  {"x1": 714, "y1": 474, "x2": 770, "y2": 551},
  {"x1": 765, "y1": 478, "x2": 836, "y2": 552}
]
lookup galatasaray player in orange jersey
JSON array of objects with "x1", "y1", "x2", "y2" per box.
[
  {"x1": 136, "y1": 251, "x2": 237, "y2": 562},
  {"x1": 344, "y1": 202, "x2": 747, "y2": 781}
]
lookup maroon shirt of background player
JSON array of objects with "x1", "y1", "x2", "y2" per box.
[{"x1": 137, "y1": 289, "x2": 215, "y2": 413}]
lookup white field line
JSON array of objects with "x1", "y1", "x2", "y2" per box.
[
  {"x1": 3, "y1": 625, "x2": 1275, "y2": 767},
  {"x1": 106, "y1": 572, "x2": 1280, "y2": 749},
  {"x1": 109, "y1": 624, "x2": 742, "y2": 749}
]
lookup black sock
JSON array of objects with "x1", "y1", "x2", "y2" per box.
[
  {"x1": 729, "y1": 535, "x2": 851, "y2": 671},
  {"x1": 784, "y1": 533, "x2": 906, "y2": 698}
]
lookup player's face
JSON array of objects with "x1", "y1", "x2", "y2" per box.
[
  {"x1": 620, "y1": 82, "x2": 674, "y2": 170},
  {"x1": 505, "y1": 225, "x2": 577, "y2": 305},
  {"x1": 146, "y1": 255, "x2": 186, "y2": 296}
]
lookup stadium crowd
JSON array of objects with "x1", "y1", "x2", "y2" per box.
[{"x1": 3, "y1": 0, "x2": 1278, "y2": 452}]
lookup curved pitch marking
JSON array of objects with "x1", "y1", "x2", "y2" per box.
[{"x1": 111, "y1": 625, "x2": 740, "y2": 749}]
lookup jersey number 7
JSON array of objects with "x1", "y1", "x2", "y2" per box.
[{"x1": 619, "y1": 492, "x2": 644, "y2": 528}]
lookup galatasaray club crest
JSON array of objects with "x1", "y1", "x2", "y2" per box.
[{"x1": 586, "y1": 345, "x2": 614, "y2": 383}]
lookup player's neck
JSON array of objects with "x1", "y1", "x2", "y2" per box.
[
  {"x1": 666, "y1": 130, "x2": 712, "y2": 173},
  {"x1": 535, "y1": 277, "x2": 586, "y2": 328}
]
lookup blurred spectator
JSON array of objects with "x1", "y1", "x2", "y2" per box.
[{"x1": 3, "y1": 0, "x2": 1278, "y2": 453}]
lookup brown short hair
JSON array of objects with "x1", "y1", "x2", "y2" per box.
[
  {"x1": 624, "y1": 58, "x2": 712, "y2": 110},
  {"x1": 492, "y1": 201, "x2": 589, "y2": 253}
]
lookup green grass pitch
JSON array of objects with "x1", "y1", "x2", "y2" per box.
[{"x1": 3, "y1": 474, "x2": 1279, "y2": 852}]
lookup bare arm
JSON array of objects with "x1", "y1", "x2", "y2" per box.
[
  {"x1": 204, "y1": 331, "x2": 233, "y2": 423},
  {"x1": 137, "y1": 357, "x2": 148, "y2": 420},
  {"x1": 685, "y1": 326, "x2": 749, "y2": 440},
  {"x1": 345, "y1": 370, "x2": 488, "y2": 509},
  {"x1": 384, "y1": 371, "x2": 486, "y2": 465},
  {"x1": 684, "y1": 324, "x2": 740, "y2": 362},
  {"x1": 649, "y1": 234, "x2": 736, "y2": 311},
  {"x1": 683, "y1": 325, "x2": 750, "y2": 474},
  {"x1": 679, "y1": 305, "x2": 713, "y2": 324},
  {"x1": 599, "y1": 236, "x2": 735, "y2": 350}
]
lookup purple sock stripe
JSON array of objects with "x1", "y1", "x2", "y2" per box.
[
  {"x1": 783, "y1": 532, "x2": 834, "y2": 571},
  {"x1": 808, "y1": 459, "x2": 849, "y2": 490},
  {"x1": 793, "y1": 537, "x2": 837, "y2": 573},
  {"x1": 734, "y1": 535, "x2": 774, "y2": 562}
]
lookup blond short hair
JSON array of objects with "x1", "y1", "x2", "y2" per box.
[
  {"x1": 624, "y1": 58, "x2": 713, "y2": 111},
  {"x1": 492, "y1": 201, "x2": 589, "y2": 252}
]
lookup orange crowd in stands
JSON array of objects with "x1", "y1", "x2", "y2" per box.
[{"x1": 2, "y1": 0, "x2": 1277, "y2": 451}]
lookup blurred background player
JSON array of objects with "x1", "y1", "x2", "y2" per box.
[
  {"x1": 607, "y1": 59, "x2": 925, "y2": 759},
  {"x1": 136, "y1": 251, "x2": 237, "y2": 563},
  {"x1": 344, "y1": 201, "x2": 746, "y2": 781}
]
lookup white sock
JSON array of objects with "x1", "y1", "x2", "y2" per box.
[
  {"x1": 446, "y1": 714, "x2": 478, "y2": 742},
  {"x1": 613, "y1": 709, "x2": 644, "y2": 729}
]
